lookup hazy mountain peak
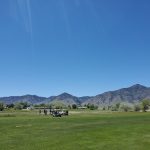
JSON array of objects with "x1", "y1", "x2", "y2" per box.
[
  {"x1": 58, "y1": 92, "x2": 74, "y2": 98},
  {"x1": 129, "y1": 84, "x2": 147, "y2": 89},
  {"x1": 1, "y1": 84, "x2": 150, "y2": 106}
]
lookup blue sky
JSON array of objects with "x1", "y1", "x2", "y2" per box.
[{"x1": 0, "y1": 0, "x2": 150, "y2": 97}]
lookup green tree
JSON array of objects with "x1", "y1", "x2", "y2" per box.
[
  {"x1": 119, "y1": 103, "x2": 133, "y2": 112},
  {"x1": 89, "y1": 104, "x2": 98, "y2": 110},
  {"x1": 141, "y1": 99, "x2": 150, "y2": 112},
  {"x1": 102, "y1": 106, "x2": 106, "y2": 110},
  {"x1": 111, "y1": 105, "x2": 117, "y2": 111},
  {"x1": 39, "y1": 103, "x2": 47, "y2": 107},
  {"x1": 14, "y1": 102, "x2": 23, "y2": 110},
  {"x1": 108, "y1": 105, "x2": 112, "y2": 110},
  {"x1": 6, "y1": 103, "x2": 14, "y2": 108},
  {"x1": 0, "y1": 102, "x2": 4, "y2": 111},
  {"x1": 72, "y1": 104, "x2": 77, "y2": 109},
  {"x1": 134, "y1": 104, "x2": 141, "y2": 112},
  {"x1": 87, "y1": 103, "x2": 90, "y2": 109},
  {"x1": 116, "y1": 102, "x2": 121, "y2": 110},
  {"x1": 111, "y1": 103, "x2": 120, "y2": 111},
  {"x1": 14, "y1": 102, "x2": 30, "y2": 110},
  {"x1": 68, "y1": 105, "x2": 72, "y2": 109},
  {"x1": 20, "y1": 102, "x2": 30, "y2": 109}
]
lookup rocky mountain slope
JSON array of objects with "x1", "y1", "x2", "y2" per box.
[
  {"x1": 48, "y1": 92, "x2": 81, "y2": 105},
  {"x1": 0, "y1": 95, "x2": 47, "y2": 104},
  {"x1": 83, "y1": 84, "x2": 150, "y2": 106},
  {"x1": 1, "y1": 84, "x2": 150, "y2": 106}
]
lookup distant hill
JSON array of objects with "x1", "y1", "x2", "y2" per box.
[
  {"x1": 49, "y1": 92, "x2": 80, "y2": 105},
  {"x1": 1, "y1": 84, "x2": 150, "y2": 106},
  {"x1": 0, "y1": 95, "x2": 47, "y2": 104},
  {"x1": 83, "y1": 84, "x2": 150, "y2": 106}
]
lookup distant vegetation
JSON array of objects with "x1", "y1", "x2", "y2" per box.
[
  {"x1": 0, "y1": 102, "x2": 4, "y2": 111},
  {"x1": 0, "y1": 99, "x2": 150, "y2": 113},
  {"x1": 1, "y1": 85, "x2": 150, "y2": 113}
]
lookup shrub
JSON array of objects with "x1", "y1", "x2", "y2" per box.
[
  {"x1": 6, "y1": 103, "x2": 14, "y2": 108},
  {"x1": 111, "y1": 106, "x2": 118, "y2": 111},
  {"x1": 134, "y1": 104, "x2": 141, "y2": 112},
  {"x1": 14, "y1": 102, "x2": 23, "y2": 110},
  {"x1": 119, "y1": 103, "x2": 133, "y2": 112},
  {"x1": 141, "y1": 99, "x2": 150, "y2": 112},
  {"x1": 0, "y1": 102, "x2": 4, "y2": 111},
  {"x1": 111, "y1": 102, "x2": 121, "y2": 111},
  {"x1": 87, "y1": 104, "x2": 98, "y2": 110},
  {"x1": 72, "y1": 104, "x2": 77, "y2": 109}
]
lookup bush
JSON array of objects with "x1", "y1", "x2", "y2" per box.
[
  {"x1": 111, "y1": 102, "x2": 121, "y2": 111},
  {"x1": 141, "y1": 99, "x2": 150, "y2": 112},
  {"x1": 119, "y1": 103, "x2": 133, "y2": 112},
  {"x1": 89, "y1": 104, "x2": 95, "y2": 110},
  {"x1": 6, "y1": 103, "x2": 14, "y2": 108},
  {"x1": 72, "y1": 104, "x2": 77, "y2": 109},
  {"x1": 134, "y1": 104, "x2": 141, "y2": 112},
  {"x1": 68, "y1": 105, "x2": 72, "y2": 109},
  {"x1": 87, "y1": 104, "x2": 98, "y2": 110},
  {"x1": 111, "y1": 106, "x2": 118, "y2": 111},
  {"x1": 14, "y1": 102, "x2": 31, "y2": 110},
  {"x1": 14, "y1": 102, "x2": 23, "y2": 110},
  {"x1": 103, "y1": 106, "x2": 106, "y2": 110},
  {"x1": 0, "y1": 102, "x2": 4, "y2": 111}
]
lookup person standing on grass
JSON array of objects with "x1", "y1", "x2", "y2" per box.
[
  {"x1": 44, "y1": 109, "x2": 47, "y2": 115},
  {"x1": 39, "y1": 109, "x2": 41, "y2": 115}
]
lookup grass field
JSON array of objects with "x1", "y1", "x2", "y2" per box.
[{"x1": 0, "y1": 110, "x2": 150, "y2": 150}]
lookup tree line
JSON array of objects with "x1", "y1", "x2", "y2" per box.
[{"x1": 0, "y1": 99, "x2": 150, "y2": 112}]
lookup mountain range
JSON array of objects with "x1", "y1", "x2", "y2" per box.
[{"x1": 1, "y1": 84, "x2": 150, "y2": 106}]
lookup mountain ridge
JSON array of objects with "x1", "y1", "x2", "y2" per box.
[{"x1": 1, "y1": 84, "x2": 150, "y2": 105}]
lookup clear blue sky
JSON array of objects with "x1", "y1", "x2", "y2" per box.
[{"x1": 0, "y1": 0, "x2": 150, "y2": 97}]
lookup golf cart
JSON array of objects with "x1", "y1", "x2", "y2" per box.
[{"x1": 52, "y1": 110, "x2": 61, "y2": 117}]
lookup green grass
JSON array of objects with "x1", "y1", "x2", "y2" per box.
[{"x1": 0, "y1": 111, "x2": 150, "y2": 150}]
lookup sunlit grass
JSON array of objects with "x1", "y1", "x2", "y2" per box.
[{"x1": 0, "y1": 111, "x2": 150, "y2": 150}]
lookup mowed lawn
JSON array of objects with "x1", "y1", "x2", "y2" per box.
[{"x1": 0, "y1": 111, "x2": 150, "y2": 150}]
